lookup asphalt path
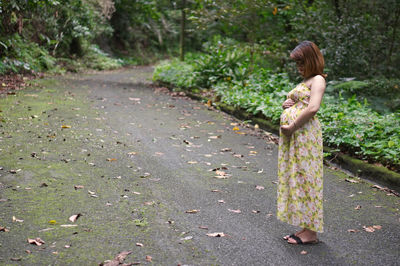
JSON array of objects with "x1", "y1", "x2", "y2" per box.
[{"x1": 0, "y1": 67, "x2": 399, "y2": 265}]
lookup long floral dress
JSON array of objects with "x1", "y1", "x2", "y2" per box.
[{"x1": 277, "y1": 83, "x2": 324, "y2": 233}]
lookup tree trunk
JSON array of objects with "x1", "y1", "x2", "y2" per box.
[
  {"x1": 387, "y1": 6, "x2": 400, "y2": 67},
  {"x1": 179, "y1": 0, "x2": 186, "y2": 61}
]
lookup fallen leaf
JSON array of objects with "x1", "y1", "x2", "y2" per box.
[
  {"x1": 345, "y1": 178, "x2": 359, "y2": 183},
  {"x1": 372, "y1": 225, "x2": 382, "y2": 230},
  {"x1": 61, "y1": 125, "x2": 71, "y2": 129},
  {"x1": 60, "y1": 224, "x2": 78, "y2": 227},
  {"x1": 233, "y1": 154, "x2": 243, "y2": 158},
  {"x1": 211, "y1": 189, "x2": 222, "y2": 192},
  {"x1": 12, "y1": 216, "x2": 24, "y2": 223},
  {"x1": 136, "y1": 243, "x2": 143, "y2": 247},
  {"x1": 187, "y1": 161, "x2": 198, "y2": 164},
  {"x1": 233, "y1": 126, "x2": 240, "y2": 131},
  {"x1": 300, "y1": 250, "x2": 308, "y2": 255},
  {"x1": 10, "y1": 258, "x2": 22, "y2": 261},
  {"x1": 106, "y1": 158, "x2": 117, "y2": 162},
  {"x1": 228, "y1": 209, "x2": 241, "y2": 214},
  {"x1": 103, "y1": 251, "x2": 132, "y2": 266},
  {"x1": 48, "y1": 220, "x2": 57, "y2": 224},
  {"x1": 154, "y1": 152, "x2": 164, "y2": 156},
  {"x1": 199, "y1": 226, "x2": 208, "y2": 230},
  {"x1": 64, "y1": 245, "x2": 71, "y2": 248},
  {"x1": 218, "y1": 200, "x2": 225, "y2": 203},
  {"x1": 185, "y1": 209, "x2": 199, "y2": 214},
  {"x1": 0, "y1": 226, "x2": 9, "y2": 232},
  {"x1": 220, "y1": 148, "x2": 232, "y2": 152},
  {"x1": 88, "y1": 190, "x2": 96, "y2": 195},
  {"x1": 254, "y1": 124, "x2": 259, "y2": 129},
  {"x1": 69, "y1": 214, "x2": 81, "y2": 223},
  {"x1": 127, "y1": 152, "x2": 137, "y2": 156},
  {"x1": 252, "y1": 210, "x2": 260, "y2": 213},
  {"x1": 256, "y1": 185, "x2": 265, "y2": 190},
  {"x1": 363, "y1": 226, "x2": 375, "y2": 232},
  {"x1": 28, "y1": 238, "x2": 45, "y2": 246},
  {"x1": 207, "y1": 232, "x2": 226, "y2": 237},
  {"x1": 38, "y1": 228, "x2": 54, "y2": 232},
  {"x1": 347, "y1": 229, "x2": 359, "y2": 233},
  {"x1": 183, "y1": 139, "x2": 193, "y2": 145},
  {"x1": 208, "y1": 135, "x2": 221, "y2": 139},
  {"x1": 257, "y1": 169, "x2": 264, "y2": 174},
  {"x1": 180, "y1": 236, "x2": 193, "y2": 241},
  {"x1": 140, "y1": 173, "x2": 151, "y2": 178},
  {"x1": 129, "y1": 97, "x2": 141, "y2": 101},
  {"x1": 146, "y1": 255, "x2": 152, "y2": 262}
]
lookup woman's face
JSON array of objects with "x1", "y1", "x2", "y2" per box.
[{"x1": 296, "y1": 60, "x2": 305, "y2": 77}]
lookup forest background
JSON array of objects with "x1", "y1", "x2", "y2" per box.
[{"x1": 0, "y1": 0, "x2": 399, "y2": 173}]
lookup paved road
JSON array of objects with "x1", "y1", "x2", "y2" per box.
[{"x1": 0, "y1": 67, "x2": 399, "y2": 265}]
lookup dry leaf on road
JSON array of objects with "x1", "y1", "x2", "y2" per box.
[
  {"x1": 228, "y1": 209, "x2": 241, "y2": 214},
  {"x1": 28, "y1": 238, "x2": 45, "y2": 246},
  {"x1": 185, "y1": 209, "x2": 199, "y2": 214},
  {"x1": 0, "y1": 226, "x2": 9, "y2": 232},
  {"x1": 207, "y1": 232, "x2": 226, "y2": 237},
  {"x1": 347, "y1": 229, "x2": 359, "y2": 233},
  {"x1": 12, "y1": 216, "x2": 24, "y2": 223},
  {"x1": 103, "y1": 251, "x2": 132, "y2": 266},
  {"x1": 69, "y1": 214, "x2": 81, "y2": 223}
]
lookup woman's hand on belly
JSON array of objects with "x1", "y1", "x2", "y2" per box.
[
  {"x1": 282, "y1": 98, "x2": 295, "y2": 109},
  {"x1": 281, "y1": 123, "x2": 295, "y2": 137}
]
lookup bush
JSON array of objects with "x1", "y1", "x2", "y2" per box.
[
  {"x1": 327, "y1": 79, "x2": 400, "y2": 113},
  {"x1": 0, "y1": 34, "x2": 56, "y2": 74}
]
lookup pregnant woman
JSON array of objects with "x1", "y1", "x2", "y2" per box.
[{"x1": 277, "y1": 41, "x2": 326, "y2": 245}]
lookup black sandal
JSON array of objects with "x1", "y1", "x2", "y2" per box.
[
  {"x1": 287, "y1": 235, "x2": 319, "y2": 245},
  {"x1": 283, "y1": 234, "x2": 295, "y2": 240}
]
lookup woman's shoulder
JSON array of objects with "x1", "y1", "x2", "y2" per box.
[{"x1": 309, "y1": 75, "x2": 326, "y2": 89}]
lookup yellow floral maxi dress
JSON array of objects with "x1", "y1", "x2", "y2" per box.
[{"x1": 277, "y1": 83, "x2": 324, "y2": 233}]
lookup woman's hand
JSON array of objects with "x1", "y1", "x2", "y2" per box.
[
  {"x1": 280, "y1": 123, "x2": 296, "y2": 137},
  {"x1": 282, "y1": 99, "x2": 295, "y2": 109}
]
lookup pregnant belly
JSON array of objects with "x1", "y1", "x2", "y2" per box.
[{"x1": 280, "y1": 106, "x2": 297, "y2": 126}]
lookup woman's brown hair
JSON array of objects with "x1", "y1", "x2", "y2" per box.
[{"x1": 290, "y1": 41, "x2": 326, "y2": 79}]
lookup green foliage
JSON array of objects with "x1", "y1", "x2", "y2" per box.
[
  {"x1": 327, "y1": 79, "x2": 400, "y2": 113},
  {"x1": 153, "y1": 58, "x2": 196, "y2": 88},
  {"x1": 0, "y1": 34, "x2": 55, "y2": 74},
  {"x1": 57, "y1": 45, "x2": 123, "y2": 72}
]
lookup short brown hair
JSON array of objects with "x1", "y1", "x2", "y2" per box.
[{"x1": 290, "y1": 41, "x2": 326, "y2": 79}]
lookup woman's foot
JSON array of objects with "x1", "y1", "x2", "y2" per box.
[
  {"x1": 287, "y1": 229, "x2": 318, "y2": 244},
  {"x1": 283, "y1": 228, "x2": 306, "y2": 240}
]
